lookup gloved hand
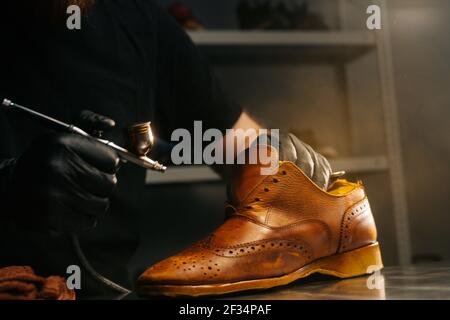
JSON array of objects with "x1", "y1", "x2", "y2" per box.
[
  {"x1": 276, "y1": 133, "x2": 332, "y2": 190},
  {"x1": 251, "y1": 132, "x2": 333, "y2": 189},
  {"x1": 226, "y1": 131, "x2": 332, "y2": 208},
  {"x1": 9, "y1": 111, "x2": 119, "y2": 234},
  {"x1": 77, "y1": 110, "x2": 116, "y2": 138}
]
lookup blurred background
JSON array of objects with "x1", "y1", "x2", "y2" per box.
[{"x1": 132, "y1": 0, "x2": 450, "y2": 270}]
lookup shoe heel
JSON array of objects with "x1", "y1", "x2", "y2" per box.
[{"x1": 315, "y1": 243, "x2": 383, "y2": 278}]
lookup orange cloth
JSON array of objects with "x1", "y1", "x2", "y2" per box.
[{"x1": 0, "y1": 266, "x2": 75, "y2": 300}]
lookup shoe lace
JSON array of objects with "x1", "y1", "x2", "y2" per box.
[{"x1": 224, "y1": 169, "x2": 287, "y2": 218}]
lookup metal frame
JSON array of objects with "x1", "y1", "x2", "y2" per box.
[
  {"x1": 375, "y1": 0, "x2": 412, "y2": 265},
  {"x1": 339, "y1": 0, "x2": 411, "y2": 265}
]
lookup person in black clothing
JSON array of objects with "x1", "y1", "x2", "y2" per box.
[{"x1": 0, "y1": 0, "x2": 331, "y2": 298}]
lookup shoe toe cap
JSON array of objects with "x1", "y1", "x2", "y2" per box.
[{"x1": 138, "y1": 249, "x2": 225, "y2": 286}]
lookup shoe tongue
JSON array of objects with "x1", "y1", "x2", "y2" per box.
[{"x1": 229, "y1": 145, "x2": 279, "y2": 206}]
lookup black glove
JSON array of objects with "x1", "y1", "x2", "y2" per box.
[
  {"x1": 9, "y1": 111, "x2": 119, "y2": 233},
  {"x1": 77, "y1": 110, "x2": 116, "y2": 138}
]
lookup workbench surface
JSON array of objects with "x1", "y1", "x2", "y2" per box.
[
  {"x1": 122, "y1": 264, "x2": 450, "y2": 300},
  {"x1": 232, "y1": 264, "x2": 450, "y2": 300}
]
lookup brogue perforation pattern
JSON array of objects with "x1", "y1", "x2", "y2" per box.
[
  {"x1": 166, "y1": 250, "x2": 223, "y2": 280},
  {"x1": 207, "y1": 239, "x2": 313, "y2": 261},
  {"x1": 339, "y1": 198, "x2": 370, "y2": 251},
  {"x1": 161, "y1": 239, "x2": 314, "y2": 280}
]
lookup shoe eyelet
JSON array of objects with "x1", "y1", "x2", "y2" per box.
[
  {"x1": 282, "y1": 170, "x2": 287, "y2": 175},
  {"x1": 264, "y1": 188, "x2": 270, "y2": 192},
  {"x1": 273, "y1": 178, "x2": 279, "y2": 183}
]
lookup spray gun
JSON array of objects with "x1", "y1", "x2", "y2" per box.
[
  {"x1": 2, "y1": 98, "x2": 168, "y2": 297},
  {"x1": 1, "y1": 98, "x2": 167, "y2": 173}
]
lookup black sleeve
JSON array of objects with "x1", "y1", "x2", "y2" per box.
[{"x1": 154, "y1": 8, "x2": 242, "y2": 140}]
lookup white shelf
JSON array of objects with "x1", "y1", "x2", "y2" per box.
[
  {"x1": 146, "y1": 156, "x2": 388, "y2": 185},
  {"x1": 188, "y1": 31, "x2": 376, "y2": 47},
  {"x1": 331, "y1": 156, "x2": 389, "y2": 173}
]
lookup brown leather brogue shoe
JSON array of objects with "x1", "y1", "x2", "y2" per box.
[{"x1": 137, "y1": 160, "x2": 383, "y2": 297}]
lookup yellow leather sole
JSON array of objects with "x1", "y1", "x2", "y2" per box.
[{"x1": 137, "y1": 242, "x2": 383, "y2": 298}]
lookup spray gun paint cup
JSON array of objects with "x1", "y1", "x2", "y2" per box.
[{"x1": 125, "y1": 122, "x2": 154, "y2": 157}]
